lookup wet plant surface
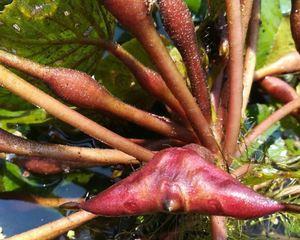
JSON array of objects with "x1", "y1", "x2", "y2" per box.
[{"x1": 0, "y1": 0, "x2": 299, "y2": 239}]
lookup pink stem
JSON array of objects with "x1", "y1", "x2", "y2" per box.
[
  {"x1": 236, "y1": 98, "x2": 300, "y2": 157},
  {"x1": 0, "y1": 65, "x2": 154, "y2": 161},
  {"x1": 223, "y1": 0, "x2": 244, "y2": 156}
]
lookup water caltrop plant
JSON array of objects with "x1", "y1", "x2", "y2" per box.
[{"x1": 0, "y1": 0, "x2": 300, "y2": 239}]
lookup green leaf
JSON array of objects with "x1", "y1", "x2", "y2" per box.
[
  {"x1": 0, "y1": 0, "x2": 12, "y2": 11},
  {"x1": 0, "y1": 108, "x2": 49, "y2": 132},
  {"x1": 0, "y1": 0, "x2": 114, "y2": 72},
  {"x1": 0, "y1": 88, "x2": 34, "y2": 111},
  {"x1": 0, "y1": 0, "x2": 115, "y2": 110},
  {"x1": 0, "y1": 0, "x2": 116, "y2": 112},
  {"x1": 185, "y1": 0, "x2": 202, "y2": 14},
  {"x1": 256, "y1": 0, "x2": 296, "y2": 68}
]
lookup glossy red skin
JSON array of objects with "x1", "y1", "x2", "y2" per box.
[
  {"x1": 158, "y1": 0, "x2": 211, "y2": 120},
  {"x1": 81, "y1": 145, "x2": 284, "y2": 219}
]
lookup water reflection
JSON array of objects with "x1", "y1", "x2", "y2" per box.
[{"x1": 0, "y1": 199, "x2": 62, "y2": 237}]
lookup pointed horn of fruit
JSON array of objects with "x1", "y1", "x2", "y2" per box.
[
  {"x1": 81, "y1": 145, "x2": 284, "y2": 219},
  {"x1": 158, "y1": 0, "x2": 211, "y2": 121}
]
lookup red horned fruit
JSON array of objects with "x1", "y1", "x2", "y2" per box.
[{"x1": 81, "y1": 145, "x2": 284, "y2": 219}]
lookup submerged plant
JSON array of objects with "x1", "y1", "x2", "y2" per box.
[{"x1": 0, "y1": 0, "x2": 299, "y2": 239}]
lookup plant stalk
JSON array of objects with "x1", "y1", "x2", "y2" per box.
[
  {"x1": 241, "y1": 0, "x2": 255, "y2": 43},
  {"x1": 6, "y1": 210, "x2": 96, "y2": 240},
  {"x1": 223, "y1": 0, "x2": 244, "y2": 156},
  {"x1": 0, "y1": 50, "x2": 196, "y2": 143},
  {"x1": 0, "y1": 192, "x2": 83, "y2": 208},
  {"x1": 211, "y1": 216, "x2": 227, "y2": 240},
  {"x1": 0, "y1": 65, "x2": 154, "y2": 161},
  {"x1": 236, "y1": 98, "x2": 300, "y2": 157},
  {"x1": 241, "y1": 0, "x2": 261, "y2": 118},
  {"x1": 103, "y1": 0, "x2": 219, "y2": 153},
  {"x1": 0, "y1": 128, "x2": 138, "y2": 165},
  {"x1": 254, "y1": 52, "x2": 300, "y2": 80},
  {"x1": 158, "y1": 0, "x2": 211, "y2": 121}
]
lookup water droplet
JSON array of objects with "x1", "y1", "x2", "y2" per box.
[
  {"x1": 22, "y1": 171, "x2": 30, "y2": 178},
  {"x1": 64, "y1": 10, "x2": 70, "y2": 16},
  {"x1": 12, "y1": 24, "x2": 21, "y2": 32},
  {"x1": 63, "y1": 166, "x2": 70, "y2": 173},
  {"x1": 83, "y1": 26, "x2": 93, "y2": 37},
  {"x1": 18, "y1": 1, "x2": 58, "y2": 19}
]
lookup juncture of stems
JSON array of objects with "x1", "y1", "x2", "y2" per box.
[
  {"x1": 6, "y1": 210, "x2": 96, "y2": 240},
  {"x1": 240, "y1": 0, "x2": 254, "y2": 44},
  {"x1": 88, "y1": 40, "x2": 189, "y2": 123},
  {"x1": 137, "y1": 13, "x2": 219, "y2": 152},
  {"x1": 254, "y1": 51, "x2": 300, "y2": 80},
  {"x1": 241, "y1": 0, "x2": 261, "y2": 118},
  {"x1": 0, "y1": 192, "x2": 83, "y2": 208},
  {"x1": 0, "y1": 65, "x2": 154, "y2": 162},
  {"x1": 236, "y1": 98, "x2": 300, "y2": 157},
  {"x1": 0, "y1": 37, "x2": 188, "y2": 122},
  {"x1": 223, "y1": 0, "x2": 244, "y2": 157},
  {"x1": 0, "y1": 50, "x2": 196, "y2": 143},
  {"x1": 0, "y1": 128, "x2": 138, "y2": 165},
  {"x1": 103, "y1": 0, "x2": 219, "y2": 153}
]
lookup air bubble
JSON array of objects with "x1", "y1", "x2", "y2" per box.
[
  {"x1": 64, "y1": 10, "x2": 70, "y2": 16},
  {"x1": 12, "y1": 24, "x2": 21, "y2": 32},
  {"x1": 83, "y1": 26, "x2": 93, "y2": 37}
]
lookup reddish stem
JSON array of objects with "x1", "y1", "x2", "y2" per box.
[
  {"x1": 6, "y1": 210, "x2": 96, "y2": 240},
  {"x1": 95, "y1": 40, "x2": 189, "y2": 122},
  {"x1": 291, "y1": 0, "x2": 300, "y2": 52},
  {"x1": 242, "y1": 0, "x2": 261, "y2": 117},
  {"x1": 0, "y1": 65, "x2": 154, "y2": 161},
  {"x1": 254, "y1": 52, "x2": 300, "y2": 80},
  {"x1": 103, "y1": 0, "x2": 219, "y2": 153},
  {"x1": 223, "y1": 0, "x2": 244, "y2": 156},
  {"x1": 236, "y1": 98, "x2": 300, "y2": 157},
  {"x1": 241, "y1": 0, "x2": 254, "y2": 43},
  {"x1": 0, "y1": 50, "x2": 196, "y2": 143},
  {"x1": 0, "y1": 192, "x2": 83, "y2": 208},
  {"x1": 211, "y1": 216, "x2": 227, "y2": 240},
  {"x1": 158, "y1": 0, "x2": 211, "y2": 121},
  {"x1": 258, "y1": 76, "x2": 300, "y2": 117},
  {"x1": 0, "y1": 128, "x2": 137, "y2": 165}
]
